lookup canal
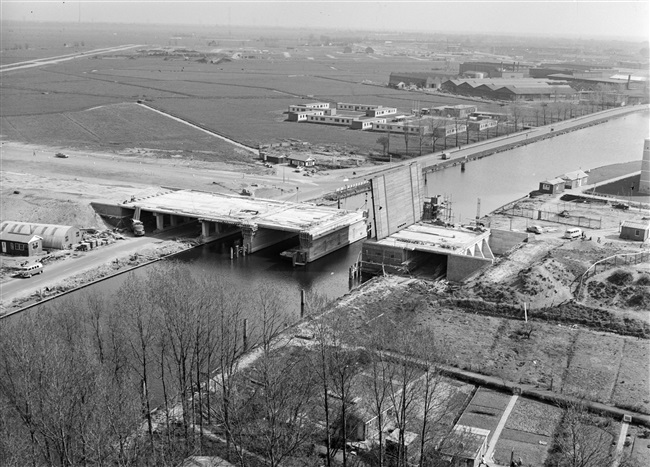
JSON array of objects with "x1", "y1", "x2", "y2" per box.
[
  {"x1": 423, "y1": 111, "x2": 649, "y2": 221},
  {"x1": 20, "y1": 110, "x2": 650, "y2": 321}
]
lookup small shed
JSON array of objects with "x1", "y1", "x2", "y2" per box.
[
  {"x1": 0, "y1": 232, "x2": 43, "y2": 257},
  {"x1": 620, "y1": 220, "x2": 650, "y2": 241},
  {"x1": 562, "y1": 170, "x2": 589, "y2": 189},
  {"x1": 0, "y1": 221, "x2": 80, "y2": 250},
  {"x1": 538, "y1": 177, "x2": 566, "y2": 194},
  {"x1": 439, "y1": 425, "x2": 490, "y2": 467},
  {"x1": 288, "y1": 154, "x2": 315, "y2": 167},
  {"x1": 263, "y1": 154, "x2": 287, "y2": 164}
]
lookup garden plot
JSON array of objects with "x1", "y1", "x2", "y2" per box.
[
  {"x1": 611, "y1": 338, "x2": 650, "y2": 413},
  {"x1": 492, "y1": 397, "x2": 562, "y2": 465},
  {"x1": 415, "y1": 308, "x2": 501, "y2": 373},
  {"x1": 488, "y1": 321, "x2": 574, "y2": 388},
  {"x1": 561, "y1": 331, "x2": 625, "y2": 402}
]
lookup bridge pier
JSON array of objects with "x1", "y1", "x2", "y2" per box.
[
  {"x1": 242, "y1": 225, "x2": 298, "y2": 253},
  {"x1": 200, "y1": 220, "x2": 241, "y2": 242},
  {"x1": 155, "y1": 213, "x2": 165, "y2": 231},
  {"x1": 284, "y1": 218, "x2": 368, "y2": 265}
]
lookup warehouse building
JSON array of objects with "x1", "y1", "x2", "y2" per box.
[
  {"x1": 0, "y1": 221, "x2": 80, "y2": 250},
  {"x1": 441, "y1": 79, "x2": 575, "y2": 101},
  {"x1": 459, "y1": 61, "x2": 529, "y2": 78}
]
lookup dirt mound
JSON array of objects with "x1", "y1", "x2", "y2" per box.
[
  {"x1": 607, "y1": 269, "x2": 634, "y2": 286},
  {"x1": 1, "y1": 190, "x2": 106, "y2": 229},
  {"x1": 516, "y1": 257, "x2": 574, "y2": 306}
]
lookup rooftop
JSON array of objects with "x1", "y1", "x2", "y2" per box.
[
  {"x1": 440, "y1": 425, "x2": 490, "y2": 459},
  {"x1": 621, "y1": 220, "x2": 650, "y2": 230},
  {"x1": 372, "y1": 223, "x2": 489, "y2": 255}
]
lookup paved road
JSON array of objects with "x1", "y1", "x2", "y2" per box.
[
  {"x1": 348, "y1": 105, "x2": 649, "y2": 176},
  {"x1": 0, "y1": 235, "x2": 159, "y2": 306},
  {"x1": 0, "y1": 45, "x2": 142, "y2": 73}
]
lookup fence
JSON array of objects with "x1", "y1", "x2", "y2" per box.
[
  {"x1": 575, "y1": 250, "x2": 650, "y2": 297},
  {"x1": 497, "y1": 206, "x2": 602, "y2": 229}
]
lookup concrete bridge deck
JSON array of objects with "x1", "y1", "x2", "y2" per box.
[{"x1": 120, "y1": 190, "x2": 368, "y2": 264}]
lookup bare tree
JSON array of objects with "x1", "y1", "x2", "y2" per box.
[
  {"x1": 377, "y1": 136, "x2": 390, "y2": 157},
  {"x1": 547, "y1": 402, "x2": 618, "y2": 467}
]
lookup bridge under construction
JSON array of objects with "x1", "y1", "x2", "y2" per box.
[{"x1": 93, "y1": 190, "x2": 368, "y2": 265}]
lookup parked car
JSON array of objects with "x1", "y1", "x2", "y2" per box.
[
  {"x1": 613, "y1": 203, "x2": 630, "y2": 210},
  {"x1": 526, "y1": 225, "x2": 544, "y2": 234},
  {"x1": 55, "y1": 152, "x2": 69, "y2": 158}
]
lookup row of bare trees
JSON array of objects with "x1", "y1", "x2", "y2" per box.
[
  {"x1": 1, "y1": 262, "x2": 639, "y2": 467},
  {"x1": 0, "y1": 263, "x2": 283, "y2": 466}
]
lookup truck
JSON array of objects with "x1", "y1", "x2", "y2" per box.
[{"x1": 130, "y1": 218, "x2": 145, "y2": 236}]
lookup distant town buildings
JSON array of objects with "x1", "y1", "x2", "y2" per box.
[
  {"x1": 286, "y1": 102, "x2": 500, "y2": 138},
  {"x1": 459, "y1": 61, "x2": 530, "y2": 78},
  {"x1": 388, "y1": 72, "x2": 455, "y2": 90},
  {"x1": 441, "y1": 78, "x2": 576, "y2": 101}
]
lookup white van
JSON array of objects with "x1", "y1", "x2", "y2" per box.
[
  {"x1": 563, "y1": 228, "x2": 582, "y2": 240},
  {"x1": 19, "y1": 262, "x2": 43, "y2": 278}
]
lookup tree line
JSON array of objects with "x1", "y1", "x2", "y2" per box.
[{"x1": 0, "y1": 263, "x2": 639, "y2": 467}]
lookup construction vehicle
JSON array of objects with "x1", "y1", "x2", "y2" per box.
[{"x1": 130, "y1": 218, "x2": 145, "y2": 236}]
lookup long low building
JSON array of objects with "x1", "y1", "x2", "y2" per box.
[
  {"x1": 95, "y1": 190, "x2": 368, "y2": 265},
  {"x1": 441, "y1": 78, "x2": 576, "y2": 101},
  {"x1": 0, "y1": 221, "x2": 80, "y2": 250}
]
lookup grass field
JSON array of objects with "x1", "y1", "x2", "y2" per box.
[
  {"x1": 2, "y1": 23, "x2": 592, "y2": 157},
  {"x1": 341, "y1": 278, "x2": 650, "y2": 415}
]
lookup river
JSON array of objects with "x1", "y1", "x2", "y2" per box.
[{"x1": 21, "y1": 110, "x2": 650, "y2": 320}]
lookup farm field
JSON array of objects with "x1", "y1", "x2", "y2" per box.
[
  {"x1": 3, "y1": 20, "x2": 556, "y2": 159},
  {"x1": 560, "y1": 330, "x2": 626, "y2": 402},
  {"x1": 1, "y1": 102, "x2": 255, "y2": 163}
]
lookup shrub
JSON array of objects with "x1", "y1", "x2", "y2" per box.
[
  {"x1": 635, "y1": 274, "x2": 650, "y2": 286},
  {"x1": 607, "y1": 270, "x2": 634, "y2": 286}
]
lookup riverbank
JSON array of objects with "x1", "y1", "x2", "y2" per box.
[{"x1": 0, "y1": 236, "x2": 197, "y2": 317}]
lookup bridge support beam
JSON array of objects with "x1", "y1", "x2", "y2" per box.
[
  {"x1": 199, "y1": 220, "x2": 241, "y2": 243},
  {"x1": 242, "y1": 225, "x2": 298, "y2": 253},
  {"x1": 155, "y1": 213, "x2": 165, "y2": 231},
  {"x1": 297, "y1": 218, "x2": 368, "y2": 263}
]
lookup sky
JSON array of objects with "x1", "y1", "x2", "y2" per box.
[{"x1": 1, "y1": 0, "x2": 649, "y2": 41}]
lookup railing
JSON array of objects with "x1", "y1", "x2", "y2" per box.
[
  {"x1": 575, "y1": 250, "x2": 650, "y2": 297},
  {"x1": 497, "y1": 206, "x2": 602, "y2": 229}
]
